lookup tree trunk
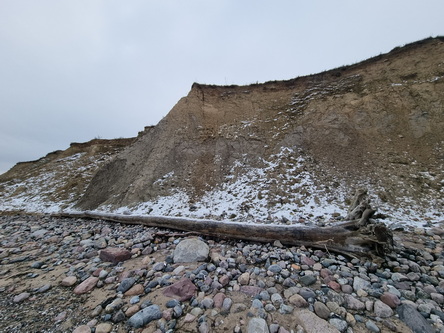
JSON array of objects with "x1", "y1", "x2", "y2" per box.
[{"x1": 56, "y1": 207, "x2": 393, "y2": 257}]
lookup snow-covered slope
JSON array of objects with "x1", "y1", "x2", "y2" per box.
[{"x1": 0, "y1": 139, "x2": 134, "y2": 213}]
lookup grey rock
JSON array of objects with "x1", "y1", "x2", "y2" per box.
[
  {"x1": 98, "y1": 270, "x2": 109, "y2": 279},
  {"x1": 322, "y1": 259, "x2": 337, "y2": 267},
  {"x1": 279, "y1": 304, "x2": 294, "y2": 314},
  {"x1": 153, "y1": 262, "x2": 165, "y2": 271},
  {"x1": 252, "y1": 299, "x2": 263, "y2": 309},
  {"x1": 269, "y1": 323, "x2": 280, "y2": 333},
  {"x1": 280, "y1": 269, "x2": 290, "y2": 278},
  {"x1": 391, "y1": 272, "x2": 408, "y2": 282},
  {"x1": 128, "y1": 305, "x2": 162, "y2": 328},
  {"x1": 248, "y1": 317, "x2": 270, "y2": 333},
  {"x1": 80, "y1": 239, "x2": 95, "y2": 247},
  {"x1": 37, "y1": 284, "x2": 51, "y2": 293},
  {"x1": 431, "y1": 308, "x2": 444, "y2": 322},
  {"x1": 417, "y1": 303, "x2": 434, "y2": 315},
  {"x1": 300, "y1": 275, "x2": 317, "y2": 286},
  {"x1": 268, "y1": 264, "x2": 282, "y2": 273},
  {"x1": 199, "y1": 321, "x2": 210, "y2": 333},
  {"x1": 265, "y1": 304, "x2": 276, "y2": 312},
  {"x1": 341, "y1": 285, "x2": 353, "y2": 294},
  {"x1": 343, "y1": 295, "x2": 365, "y2": 311},
  {"x1": 222, "y1": 297, "x2": 232, "y2": 311},
  {"x1": 166, "y1": 299, "x2": 180, "y2": 308},
  {"x1": 105, "y1": 298, "x2": 124, "y2": 313},
  {"x1": 329, "y1": 318, "x2": 347, "y2": 332},
  {"x1": 173, "y1": 304, "x2": 183, "y2": 317},
  {"x1": 91, "y1": 305, "x2": 102, "y2": 317},
  {"x1": 283, "y1": 286, "x2": 300, "y2": 299},
  {"x1": 271, "y1": 293, "x2": 283, "y2": 306},
  {"x1": 31, "y1": 261, "x2": 44, "y2": 269},
  {"x1": 9, "y1": 255, "x2": 29, "y2": 263},
  {"x1": 397, "y1": 303, "x2": 434, "y2": 333},
  {"x1": 201, "y1": 297, "x2": 214, "y2": 309},
  {"x1": 13, "y1": 292, "x2": 30, "y2": 303},
  {"x1": 373, "y1": 300, "x2": 393, "y2": 318},
  {"x1": 337, "y1": 278, "x2": 349, "y2": 285},
  {"x1": 386, "y1": 285, "x2": 401, "y2": 297},
  {"x1": 431, "y1": 292, "x2": 444, "y2": 304},
  {"x1": 31, "y1": 229, "x2": 48, "y2": 239},
  {"x1": 352, "y1": 276, "x2": 370, "y2": 292},
  {"x1": 299, "y1": 287, "x2": 316, "y2": 300},
  {"x1": 117, "y1": 277, "x2": 136, "y2": 293},
  {"x1": 112, "y1": 309, "x2": 126, "y2": 323},
  {"x1": 130, "y1": 296, "x2": 140, "y2": 304},
  {"x1": 314, "y1": 301, "x2": 330, "y2": 319},
  {"x1": 365, "y1": 320, "x2": 380, "y2": 332},
  {"x1": 190, "y1": 307, "x2": 203, "y2": 317},
  {"x1": 173, "y1": 238, "x2": 209, "y2": 263},
  {"x1": 259, "y1": 290, "x2": 270, "y2": 301},
  {"x1": 354, "y1": 314, "x2": 365, "y2": 323},
  {"x1": 282, "y1": 277, "x2": 296, "y2": 287}
]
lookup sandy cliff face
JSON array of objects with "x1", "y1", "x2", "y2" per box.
[
  {"x1": 75, "y1": 37, "x2": 444, "y2": 224},
  {"x1": 0, "y1": 138, "x2": 135, "y2": 212}
]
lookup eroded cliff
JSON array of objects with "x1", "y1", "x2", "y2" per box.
[{"x1": 75, "y1": 37, "x2": 444, "y2": 225}]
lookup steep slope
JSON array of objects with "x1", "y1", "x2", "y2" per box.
[
  {"x1": 76, "y1": 37, "x2": 444, "y2": 226},
  {"x1": 0, "y1": 138, "x2": 135, "y2": 213}
]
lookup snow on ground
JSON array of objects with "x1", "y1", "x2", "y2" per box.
[
  {"x1": 0, "y1": 152, "x2": 109, "y2": 213},
  {"x1": 1, "y1": 147, "x2": 442, "y2": 229},
  {"x1": 101, "y1": 147, "x2": 442, "y2": 229}
]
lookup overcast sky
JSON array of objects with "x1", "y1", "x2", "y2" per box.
[{"x1": 0, "y1": 1, "x2": 443, "y2": 175}]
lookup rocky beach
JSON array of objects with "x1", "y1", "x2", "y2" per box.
[{"x1": 0, "y1": 214, "x2": 443, "y2": 333}]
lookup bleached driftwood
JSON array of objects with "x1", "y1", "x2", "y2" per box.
[
  {"x1": 56, "y1": 205, "x2": 392, "y2": 257},
  {"x1": 346, "y1": 188, "x2": 377, "y2": 228}
]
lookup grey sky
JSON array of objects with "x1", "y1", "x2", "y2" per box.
[{"x1": 0, "y1": 1, "x2": 443, "y2": 175}]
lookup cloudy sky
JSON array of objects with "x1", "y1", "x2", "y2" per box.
[{"x1": 0, "y1": 1, "x2": 443, "y2": 174}]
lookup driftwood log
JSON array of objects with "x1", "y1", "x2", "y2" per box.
[{"x1": 56, "y1": 190, "x2": 393, "y2": 257}]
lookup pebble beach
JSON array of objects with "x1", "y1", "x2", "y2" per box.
[{"x1": 0, "y1": 214, "x2": 443, "y2": 333}]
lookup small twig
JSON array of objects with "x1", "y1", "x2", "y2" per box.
[
  {"x1": 153, "y1": 231, "x2": 199, "y2": 238},
  {"x1": 324, "y1": 244, "x2": 331, "y2": 256}
]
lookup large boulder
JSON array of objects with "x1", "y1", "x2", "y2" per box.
[{"x1": 173, "y1": 238, "x2": 209, "y2": 263}]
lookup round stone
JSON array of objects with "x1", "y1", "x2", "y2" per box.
[
  {"x1": 95, "y1": 323, "x2": 113, "y2": 333},
  {"x1": 268, "y1": 264, "x2": 282, "y2": 273}
]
